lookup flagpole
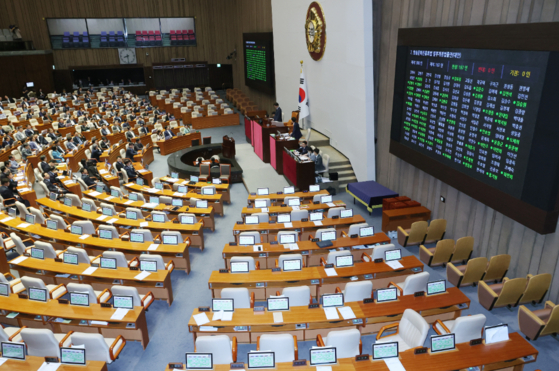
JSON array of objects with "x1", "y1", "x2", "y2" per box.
[{"x1": 300, "y1": 60, "x2": 305, "y2": 130}]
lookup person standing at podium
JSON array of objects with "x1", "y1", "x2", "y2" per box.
[
  {"x1": 273, "y1": 102, "x2": 282, "y2": 122},
  {"x1": 291, "y1": 117, "x2": 302, "y2": 141}
]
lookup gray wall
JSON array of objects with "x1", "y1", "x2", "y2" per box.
[{"x1": 375, "y1": 0, "x2": 559, "y2": 301}]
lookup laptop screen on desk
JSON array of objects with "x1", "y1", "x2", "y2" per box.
[
  {"x1": 63, "y1": 197, "x2": 72, "y2": 207},
  {"x1": 320, "y1": 195, "x2": 333, "y2": 204},
  {"x1": 171, "y1": 172, "x2": 179, "y2": 179},
  {"x1": 277, "y1": 214, "x2": 291, "y2": 223},
  {"x1": 70, "y1": 292, "x2": 89, "y2": 307},
  {"x1": 287, "y1": 198, "x2": 300, "y2": 206},
  {"x1": 136, "y1": 178, "x2": 144, "y2": 186},
  {"x1": 230, "y1": 261, "x2": 249, "y2": 273},
  {"x1": 102, "y1": 207, "x2": 113, "y2": 216},
  {"x1": 163, "y1": 235, "x2": 178, "y2": 245},
  {"x1": 172, "y1": 198, "x2": 183, "y2": 207},
  {"x1": 0, "y1": 283, "x2": 9, "y2": 297},
  {"x1": 340, "y1": 209, "x2": 353, "y2": 218},
  {"x1": 373, "y1": 342, "x2": 398, "y2": 360},
  {"x1": 212, "y1": 178, "x2": 221, "y2": 184},
  {"x1": 130, "y1": 232, "x2": 144, "y2": 243},
  {"x1": 430, "y1": 334, "x2": 455, "y2": 353},
  {"x1": 254, "y1": 200, "x2": 267, "y2": 208},
  {"x1": 63, "y1": 253, "x2": 78, "y2": 265},
  {"x1": 113, "y1": 295, "x2": 134, "y2": 309},
  {"x1": 154, "y1": 182, "x2": 163, "y2": 190},
  {"x1": 310, "y1": 212, "x2": 323, "y2": 221},
  {"x1": 181, "y1": 215, "x2": 195, "y2": 224},
  {"x1": 284, "y1": 186, "x2": 295, "y2": 194},
  {"x1": 185, "y1": 353, "x2": 212, "y2": 370},
  {"x1": 196, "y1": 200, "x2": 208, "y2": 209},
  {"x1": 60, "y1": 347, "x2": 86, "y2": 365},
  {"x1": 321, "y1": 231, "x2": 336, "y2": 241},
  {"x1": 96, "y1": 185, "x2": 104, "y2": 193},
  {"x1": 309, "y1": 185, "x2": 320, "y2": 192},
  {"x1": 111, "y1": 189, "x2": 120, "y2": 198},
  {"x1": 46, "y1": 219, "x2": 58, "y2": 231},
  {"x1": 25, "y1": 214, "x2": 35, "y2": 225},
  {"x1": 359, "y1": 226, "x2": 374, "y2": 237},
  {"x1": 257, "y1": 188, "x2": 269, "y2": 195},
  {"x1": 140, "y1": 259, "x2": 157, "y2": 272},
  {"x1": 129, "y1": 193, "x2": 138, "y2": 201},
  {"x1": 126, "y1": 210, "x2": 138, "y2": 220},
  {"x1": 49, "y1": 192, "x2": 58, "y2": 201},
  {"x1": 99, "y1": 229, "x2": 113, "y2": 240},
  {"x1": 29, "y1": 287, "x2": 47, "y2": 302},
  {"x1": 427, "y1": 280, "x2": 446, "y2": 295},
  {"x1": 152, "y1": 213, "x2": 165, "y2": 223},
  {"x1": 248, "y1": 351, "x2": 275, "y2": 369},
  {"x1": 282, "y1": 259, "x2": 302, "y2": 272},
  {"x1": 100, "y1": 257, "x2": 117, "y2": 269},
  {"x1": 1, "y1": 342, "x2": 25, "y2": 360},
  {"x1": 70, "y1": 225, "x2": 82, "y2": 235},
  {"x1": 335, "y1": 255, "x2": 353, "y2": 268},
  {"x1": 245, "y1": 215, "x2": 259, "y2": 225},
  {"x1": 190, "y1": 176, "x2": 198, "y2": 183},
  {"x1": 322, "y1": 293, "x2": 344, "y2": 308},
  {"x1": 385, "y1": 249, "x2": 402, "y2": 262},
  {"x1": 30, "y1": 248, "x2": 44, "y2": 260},
  {"x1": 150, "y1": 196, "x2": 159, "y2": 204},
  {"x1": 267, "y1": 297, "x2": 289, "y2": 311},
  {"x1": 239, "y1": 235, "x2": 255, "y2": 246},
  {"x1": 178, "y1": 186, "x2": 187, "y2": 193},
  {"x1": 376, "y1": 288, "x2": 398, "y2": 303},
  {"x1": 212, "y1": 298, "x2": 234, "y2": 312},
  {"x1": 279, "y1": 233, "x2": 296, "y2": 244},
  {"x1": 202, "y1": 188, "x2": 215, "y2": 195},
  {"x1": 309, "y1": 347, "x2": 336, "y2": 366}
]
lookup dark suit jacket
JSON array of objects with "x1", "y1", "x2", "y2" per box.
[
  {"x1": 115, "y1": 162, "x2": 125, "y2": 172},
  {"x1": 40, "y1": 161, "x2": 51, "y2": 173},
  {"x1": 273, "y1": 107, "x2": 282, "y2": 122},
  {"x1": 126, "y1": 148, "x2": 137, "y2": 160},
  {"x1": 292, "y1": 122, "x2": 302, "y2": 141},
  {"x1": 124, "y1": 165, "x2": 137, "y2": 179},
  {"x1": 0, "y1": 185, "x2": 17, "y2": 205},
  {"x1": 297, "y1": 146, "x2": 308, "y2": 155},
  {"x1": 91, "y1": 148, "x2": 103, "y2": 161}
]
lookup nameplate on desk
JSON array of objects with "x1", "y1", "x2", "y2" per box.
[
  {"x1": 364, "y1": 274, "x2": 373, "y2": 279},
  {"x1": 277, "y1": 192, "x2": 283, "y2": 195},
  {"x1": 313, "y1": 201, "x2": 319, "y2": 204},
  {"x1": 23, "y1": 253, "x2": 30, "y2": 257},
  {"x1": 236, "y1": 221, "x2": 243, "y2": 225},
  {"x1": 250, "y1": 193, "x2": 256, "y2": 196},
  {"x1": 54, "y1": 258, "x2": 63, "y2": 262},
  {"x1": 470, "y1": 338, "x2": 483, "y2": 346},
  {"x1": 17, "y1": 293, "x2": 28, "y2": 299},
  {"x1": 355, "y1": 355, "x2": 369, "y2": 362},
  {"x1": 91, "y1": 263, "x2": 99, "y2": 267},
  {"x1": 230, "y1": 363, "x2": 245, "y2": 369},
  {"x1": 311, "y1": 238, "x2": 319, "y2": 242},
  {"x1": 324, "y1": 263, "x2": 334, "y2": 268},
  {"x1": 280, "y1": 204, "x2": 287, "y2": 207},
  {"x1": 270, "y1": 241, "x2": 278, "y2": 245},
  {"x1": 363, "y1": 298, "x2": 374, "y2": 304},
  {"x1": 248, "y1": 205, "x2": 253, "y2": 209},
  {"x1": 168, "y1": 363, "x2": 184, "y2": 369},
  {"x1": 253, "y1": 306, "x2": 265, "y2": 313},
  {"x1": 101, "y1": 303, "x2": 112, "y2": 308},
  {"x1": 414, "y1": 347, "x2": 428, "y2": 355},
  {"x1": 229, "y1": 242, "x2": 237, "y2": 246},
  {"x1": 198, "y1": 307, "x2": 210, "y2": 312},
  {"x1": 268, "y1": 267, "x2": 281, "y2": 273},
  {"x1": 332, "y1": 215, "x2": 339, "y2": 219},
  {"x1": 58, "y1": 298, "x2": 69, "y2": 304},
  {"x1": 414, "y1": 291, "x2": 425, "y2": 297},
  {"x1": 308, "y1": 303, "x2": 319, "y2": 309},
  {"x1": 45, "y1": 357, "x2": 60, "y2": 363},
  {"x1": 374, "y1": 258, "x2": 383, "y2": 263},
  {"x1": 293, "y1": 360, "x2": 307, "y2": 367},
  {"x1": 219, "y1": 269, "x2": 228, "y2": 273},
  {"x1": 351, "y1": 234, "x2": 358, "y2": 238},
  {"x1": 129, "y1": 266, "x2": 139, "y2": 271}
]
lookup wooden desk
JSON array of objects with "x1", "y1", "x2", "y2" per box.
[
  {"x1": 14, "y1": 166, "x2": 38, "y2": 208},
  {"x1": 64, "y1": 145, "x2": 88, "y2": 172},
  {"x1": 1, "y1": 356, "x2": 107, "y2": 371},
  {"x1": 160, "y1": 177, "x2": 231, "y2": 204},
  {"x1": 241, "y1": 200, "x2": 346, "y2": 219},
  {"x1": 58, "y1": 126, "x2": 77, "y2": 138},
  {"x1": 0, "y1": 213, "x2": 191, "y2": 272},
  {"x1": 222, "y1": 233, "x2": 392, "y2": 268},
  {"x1": 270, "y1": 135, "x2": 299, "y2": 174},
  {"x1": 38, "y1": 197, "x2": 204, "y2": 255},
  {"x1": 381, "y1": 206, "x2": 431, "y2": 233},
  {"x1": 283, "y1": 149, "x2": 315, "y2": 192},
  {"x1": 247, "y1": 189, "x2": 329, "y2": 204},
  {"x1": 165, "y1": 333, "x2": 539, "y2": 370},
  {"x1": 208, "y1": 256, "x2": 423, "y2": 300},
  {"x1": 188, "y1": 287, "x2": 467, "y2": 343},
  {"x1": 0, "y1": 294, "x2": 150, "y2": 348},
  {"x1": 83, "y1": 190, "x2": 215, "y2": 232},
  {"x1": 158, "y1": 132, "x2": 202, "y2": 156},
  {"x1": 124, "y1": 183, "x2": 224, "y2": 216},
  {"x1": 232, "y1": 215, "x2": 367, "y2": 243},
  {"x1": 26, "y1": 143, "x2": 53, "y2": 170},
  {"x1": 80, "y1": 127, "x2": 101, "y2": 142},
  {"x1": 134, "y1": 144, "x2": 154, "y2": 166},
  {"x1": 9, "y1": 256, "x2": 174, "y2": 305},
  {"x1": 191, "y1": 113, "x2": 239, "y2": 129},
  {"x1": 106, "y1": 132, "x2": 125, "y2": 145},
  {"x1": 100, "y1": 142, "x2": 126, "y2": 165}
]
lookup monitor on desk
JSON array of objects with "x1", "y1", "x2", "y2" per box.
[
  {"x1": 196, "y1": 200, "x2": 208, "y2": 209},
  {"x1": 254, "y1": 199, "x2": 267, "y2": 208},
  {"x1": 49, "y1": 192, "x2": 58, "y2": 201},
  {"x1": 335, "y1": 255, "x2": 353, "y2": 268},
  {"x1": 96, "y1": 185, "x2": 104, "y2": 193},
  {"x1": 111, "y1": 189, "x2": 120, "y2": 198},
  {"x1": 130, "y1": 232, "x2": 144, "y2": 243},
  {"x1": 178, "y1": 185, "x2": 188, "y2": 193},
  {"x1": 152, "y1": 213, "x2": 165, "y2": 223},
  {"x1": 150, "y1": 196, "x2": 159, "y2": 204},
  {"x1": 185, "y1": 353, "x2": 212, "y2": 370},
  {"x1": 137, "y1": 178, "x2": 144, "y2": 186},
  {"x1": 25, "y1": 214, "x2": 35, "y2": 225},
  {"x1": 230, "y1": 261, "x2": 249, "y2": 273},
  {"x1": 139, "y1": 259, "x2": 157, "y2": 272},
  {"x1": 8, "y1": 208, "x2": 16, "y2": 218},
  {"x1": 376, "y1": 287, "x2": 398, "y2": 303},
  {"x1": 126, "y1": 210, "x2": 138, "y2": 220},
  {"x1": 245, "y1": 215, "x2": 259, "y2": 225},
  {"x1": 60, "y1": 347, "x2": 86, "y2": 366},
  {"x1": 172, "y1": 198, "x2": 183, "y2": 207},
  {"x1": 277, "y1": 214, "x2": 291, "y2": 223},
  {"x1": 202, "y1": 187, "x2": 215, "y2": 195},
  {"x1": 63, "y1": 197, "x2": 73, "y2": 207},
  {"x1": 284, "y1": 186, "x2": 295, "y2": 194},
  {"x1": 322, "y1": 293, "x2": 344, "y2": 307},
  {"x1": 70, "y1": 292, "x2": 90, "y2": 307},
  {"x1": 257, "y1": 188, "x2": 269, "y2": 195},
  {"x1": 282, "y1": 259, "x2": 302, "y2": 271},
  {"x1": 82, "y1": 203, "x2": 92, "y2": 212},
  {"x1": 129, "y1": 193, "x2": 138, "y2": 201},
  {"x1": 248, "y1": 351, "x2": 275, "y2": 369},
  {"x1": 63, "y1": 252, "x2": 78, "y2": 265},
  {"x1": 212, "y1": 298, "x2": 234, "y2": 312},
  {"x1": 427, "y1": 280, "x2": 446, "y2": 295},
  {"x1": 171, "y1": 172, "x2": 179, "y2": 179},
  {"x1": 309, "y1": 185, "x2": 320, "y2": 192},
  {"x1": 309, "y1": 347, "x2": 336, "y2": 366},
  {"x1": 154, "y1": 182, "x2": 163, "y2": 190},
  {"x1": 267, "y1": 297, "x2": 289, "y2": 311},
  {"x1": 102, "y1": 207, "x2": 113, "y2": 216},
  {"x1": 100, "y1": 257, "x2": 117, "y2": 269},
  {"x1": 180, "y1": 215, "x2": 195, "y2": 224},
  {"x1": 321, "y1": 231, "x2": 337, "y2": 242},
  {"x1": 320, "y1": 195, "x2": 333, "y2": 204},
  {"x1": 287, "y1": 198, "x2": 300, "y2": 206},
  {"x1": 340, "y1": 209, "x2": 353, "y2": 218},
  {"x1": 30, "y1": 247, "x2": 44, "y2": 260},
  {"x1": 309, "y1": 212, "x2": 323, "y2": 221},
  {"x1": 0, "y1": 283, "x2": 8, "y2": 297},
  {"x1": 113, "y1": 295, "x2": 134, "y2": 309},
  {"x1": 359, "y1": 226, "x2": 375, "y2": 237},
  {"x1": 190, "y1": 175, "x2": 198, "y2": 183},
  {"x1": 373, "y1": 342, "x2": 398, "y2": 360},
  {"x1": 239, "y1": 235, "x2": 255, "y2": 246},
  {"x1": 162, "y1": 234, "x2": 178, "y2": 245},
  {"x1": 385, "y1": 249, "x2": 402, "y2": 262},
  {"x1": 70, "y1": 225, "x2": 83, "y2": 235},
  {"x1": 279, "y1": 233, "x2": 297, "y2": 244},
  {"x1": 99, "y1": 229, "x2": 113, "y2": 240},
  {"x1": 430, "y1": 333, "x2": 455, "y2": 353},
  {"x1": 29, "y1": 287, "x2": 47, "y2": 302},
  {"x1": 1, "y1": 342, "x2": 26, "y2": 360}
]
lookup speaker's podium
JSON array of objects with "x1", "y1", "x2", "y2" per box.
[
  {"x1": 222, "y1": 135, "x2": 235, "y2": 158},
  {"x1": 282, "y1": 148, "x2": 315, "y2": 191}
]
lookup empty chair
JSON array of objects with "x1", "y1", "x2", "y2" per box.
[
  {"x1": 341, "y1": 281, "x2": 373, "y2": 302},
  {"x1": 102, "y1": 251, "x2": 138, "y2": 268},
  {"x1": 151, "y1": 211, "x2": 169, "y2": 222},
  {"x1": 284, "y1": 196, "x2": 299, "y2": 206},
  {"x1": 370, "y1": 244, "x2": 398, "y2": 261},
  {"x1": 189, "y1": 197, "x2": 200, "y2": 207},
  {"x1": 257, "y1": 334, "x2": 297, "y2": 362},
  {"x1": 278, "y1": 286, "x2": 311, "y2": 307},
  {"x1": 518, "y1": 273, "x2": 552, "y2": 305},
  {"x1": 195, "y1": 335, "x2": 237, "y2": 364},
  {"x1": 81, "y1": 198, "x2": 98, "y2": 211},
  {"x1": 110, "y1": 186, "x2": 124, "y2": 198},
  {"x1": 483, "y1": 254, "x2": 512, "y2": 283},
  {"x1": 347, "y1": 223, "x2": 369, "y2": 237},
  {"x1": 70, "y1": 332, "x2": 125, "y2": 363},
  {"x1": 424, "y1": 219, "x2": 447, "y2": 244},
  {"x1": 433, "y1": 314, "x2": 486, "y2": 344},
  {"x1": 446, "y1": 257, "x2": 488, "y2": 288},
  {"x1": 98, "y1": 225, "x2": 120, "y2": 239},
  {"x1": 277, "y1": 254, "x2": 303, "y2": 269},
  {"x1": 397, "y1": 221, "x2": 427, "y2": 247},
  {"x1": 66, "y1": 193, "x2": 82, "y2": 207},
  {"x1": 419, "y1": 239, "x2": 455, "y2": 267},
  {"x1": 478, "y1": 276, "x2": 527, "y2": 311},
  {"x1": 389, "y1": 271, "x2": 430, "y2": 296},
  {"x1": 130, "y1": 229, "x2": 154, "y2": 242},
  {"x1": 254, "y1": 198, "x2": 271, "y2": 207},
  {"x1": 518, "y1": 301, "x2": 559, "y2": 340},
  {"x1": 291, "y1": 209, "x2": 308, "y2": 222},
  {"x1": 251, "y1": 212, "x2": 268, "y2": 223},
  {"x1": 21, "y1": 276, "x2": 67, "y2": 300},
  {"x1": 220, "y1": 164, "x2": 231, "y2": 183},
  {"x1": 314, "y1": 228, "x2": 336, "y2": 241},
  {"x1": 327, "y1": 207, "x2": 344, "y2": 218},
  {"x1": 317, "y1": 329, "x2": 361, "y2": 358},
  {"x1": 450, "y1": 236, "x2": 474, "y2": 264},
  {"x1": 375, "y1": 309, "x2": 429, "y2": 351},
  {"x1": 28, "y1": 207, "x2": 46, "y2": 224},
  {"x1": 0, "y1": 324, "x2": 24, "y2": 342},
  {"x1": 66, "y1": 283, "x2": 111, "y2": 304},
  {"x1": 9, "y1": 232, "x2": 30, "y2": 255},
  {"x1": 201, "y1": 185, "x2": 216, "y2": 195},
  {"x1": 66, "y1": 246, "x2": 98, "y2": 264},
  {"x1": 220, "y1": 287, "x2": 254, "y2": 308},
  {"x1": 0, "y1": 272, "x2": 24, "y2": 294},
  {"x1": 111, "y1": 285, "x2": 154, "y2": 310},
  {"x1": 20, "y1": 328, "x2": 71, "y2": 357},
  {"x1": 72, "y1": 220, "x2": 96, "y2": 235},
  {"x1": 239, "y1": 231, "x2": 261, "y2": 244},
  {"x1": 230, "y1": 256, "x2": 259, "y2": 271},
  {"x1": 34, "y1": 241, "x2": 63, "y2": 259},
  {"x1": 139, "y1": 254, "x2": 174, "y2": 272},
  {"x1": 100, "y1": 202, "x2": 117, "y2": 216},
  {"x1": 131, "y1": 192, "x2": 145, "y2": 202},
  {"x1": 199, "y1": 164, "x2": 210, "y2": 181},
  {"x1": 15, "y1": 201, "x2": 29, "y2": 217},
  {"x1": 160, "y1": 231, "x2": 182, "y2": 244}
]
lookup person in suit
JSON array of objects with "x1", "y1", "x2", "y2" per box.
[
  {"x1": 313, "y1": 148, "x2": 325, "y2": 173},
  {"x1": 99, "y1": 137, "x2": 110, "y2": 151},
  {"x1": 5, "y1": 172, "x2": 19, "y2": 194},
  {"x1": 4, "y1": 96, "x2": 16, "y2": 104},
  {"x1": 273, "y1": 103, "x2": 282, "y2": 122},
  {"x1": 138, "y1": 123, "x2": 148, "y2": 136},
  {"x1": 100, "y1": 124, "x2": 111, "y2": 136},
  {"x1": 14, "y1": 127, "x2": 26, "y2": 142},
  {"x1": 114, "y1": 156, "x2": 125, "y2": 177},
  {"x1": 46, "y1": 129, "x2": 57, "y2": 141},
  {"x1": 39, "y1": 155, "x2": 50, "y2": 173},
  {"x1": 91, "y1": 144, "x2": 102, "y2": 162},
  {"x1": 20, "y1": 144, "x2": 32, "y2": 161},
  {"x1": 3, "y1": 136, "x2": 14, "y2": 148},
  {"x1": 297, "y1": 141, "x2": 309, "y2": 155},
  {"x1": 7, "y1": 156, "x2": 19, "y2": 174},
  {"x1": 24, "y1": 125, "x2": 34, "y2": 138},
  {"x1": 66, "y1": 139, "x2": 77, "y2": 151},
  {"x1": 164, "y1": 126, "x2": 174, "y2": 140},
  {"x1": 46, "y1": 162, "x2": 63, "y2": 186},
  {"x1": 134, "y1": 138, "x2": 144, "y2": 151},
  {"x1": 111, "y1": 123, "x2": 121, "y2": 133},
  {"x1": 0, "y1": 177, "x2": 29, "y2": 207},
  {"x1": 43, "y1": 172, "x2": 68, "y2": 195},
  {"x1": 72, "y1": 133, "x2": 84, "y2": 146},
  {"x1": 125, "y1": 127, "x2": 135, "y2": 140},
  {"x1": 123, "y1": 159, "x2": 138, "y2": 181},
  {"x1": 291, "y1": 118, "x2": 302, "y2": 142},
  {"x1": 29, "y1": 135, "x2": 41, "y2": 152},
  {"x1": 125, "y1": 143, "x2": 137, "y2": 160},
  {"x1": 37, "y1": 133, "x2": 48, "y2": 146}
]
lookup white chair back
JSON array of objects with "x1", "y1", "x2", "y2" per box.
[
  {"x1": 230, "y1": 256, "x2": 257, "y2": 271},
  {"x1": 281, "y1": 286, "x2": 310, "y2": 307},
  {"x1": 20, "y1": 329, "x2": 60, "y2": 357},
  {"x1": 195, "y1": 335, "x2": 233, "y2": 365},
  {"x1": 343, "y1": 281, "x2": 373, "y2": 302},
  {"x1": 259, "y1": 334, "x2": 295, "y2": 362},
  {"x1": 324, "y1": 329, "x2": 361, "y2": 358},
  {"x1": 221, "y1": 287, "x2": 251, "y2": 309}
]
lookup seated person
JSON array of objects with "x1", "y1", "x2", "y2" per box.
[
  {"x1": 91, "y1": 144, "x2": 103, "y2": 162},
  {"x1": 51, "y1": 142, "x2": 65, "y2": 163},
  {"x1": 297, "y1": 141, "x2": 309, "y2": 155},
  {"x1": 80, "y1": 167, "x2": 108, "y2": 192},
  {"x1": 163, "y1": 126, "x2": 174, "y2": 140},
  {"x1": 134, "y1": 138, "x2": 144, "y2": 151},
  {"x1": 125, "y1": 142, "x2": 138, "y2": 160},
  {"x1": 43, "y1": 172, "x2": 68, "y2": 196},
  {"x1": 123, "y1": 159, "x2": 138, "y2": 181},
  {"x1": 0, "y1": 176, "x2": 30, "y2": 207}
]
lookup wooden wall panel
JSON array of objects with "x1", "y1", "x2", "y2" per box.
[
  {"x1": 375, "y1": 0, "x2": 559, "y2": 302},
  {"x1": 0, "y1": 0, "x2": 274, "y2": 108},
  {"x1": 0, "y1": 53, "x2": 55, "y2": 97}
]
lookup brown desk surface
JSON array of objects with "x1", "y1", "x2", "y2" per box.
[
  {"x1": 125, "y1": 183, "x2": 223, "y2": 202},
  {"x1": 248, "y1": 189, "x2": 329, "y2": 201},
  {"x1": 382, "y1": 206, "x2": 431, "y2": 217},
  {"x1": 241, "y1": 200, "x2": 346, "y2": 216},
  {"x1": 232, "y1": 215, "x2": 366, "y2": 233},
  {"x1": 1, "y1": 356, "x2": 107, "y2": 371},
  {"x1": 160, "y1": 177, "x2": 230, "y2": 191}
]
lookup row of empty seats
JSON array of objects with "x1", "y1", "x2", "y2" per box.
[
  {"x1": 398, "y1": 219, "x2": 447, "y2": 247},
  {"x1": 62, "y1": 31, "x2": 89, "y2": 48}
]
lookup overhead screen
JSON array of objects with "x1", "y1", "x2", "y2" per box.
[
  {"x1": 390, "y1": 24, "x2": 559, "y2": 234},
  {"x1": 243, "y1": 32, "x2": 275, "y2": 95}
]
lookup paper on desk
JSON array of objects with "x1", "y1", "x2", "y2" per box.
[
  {"x1": 212, "y1": 310, "x2": 224, "y2": 321},
  {"x1": 82, "y1": 267, "x2": 98, "y2": 275},
  {"x1": 96, "y1": 215, "x2": 108, "y2": 220},
  {"x1": 486, "y1": 325, "x2": 509, "y2": 344},
  {"x1": 221, "y1": 312, "x2": 233, "y2": 321},
  {"x1": 105, "y1": 196, "x2": 114, "y2": 201},
  {"x1": 282, "y1": 243, "x2": 298, "y2": 250},
  {"x1": 90, "y1": 321, "x2": 108, "y2": 326},
  {"x1": 142, "y1": 203, "x2": 157, "y2": 208},
  {"x1": 324, "y1": 307, "x2": 339, "y2": 320},
  {"x1": 124, "y1": 200, "x2": 134, "y2": 205},
  {"x1": 110, "y1": 308, "x2": 130, "y2": 321},
  {"x1": 199, "y1": 326, "x2": 218, "y2": 332},
  {"x1": 173, "y1": 192, "x2": 185, "y2": 196},
  {"x1": 147, "y1": 188, "x2": 160, "y2": 193},
  {"x1": 326, "y1": 202, "x2": 336, "y2": 208},
  {"x1": 313, "y1": 221, "x2": 323, "y2": 226},
  {"x1": 99, "y1": 169, "x2": 108, "y2": 174},
  {"x1": 18, "y1": 187, "x2": 30, "y2": 192},
  {"x1": 16, "y1": 223, "x2": 31, "y2": 228},
  {"x1": 291, "y1": 206, "x2": 300, "y2": 211},
  {"x1": 260, "y1": 207, "x2": 269, "y2": 212},
  {"x1": 56, "y1": 175, "x2": 65, "y2": 179},
  {"x1": 0, "y1": 358, "x2": 8, "y2": 366},
  {"x1": 193, "y1": 312, "x2": 210, "y2": 326},
  {"x1": 284, "y1": 222, "x2": 293, "y2": 228},
  {"x1": 107, "y1": 218, "x2": 119, "y2": 224},
  {"x1": 338, "y1": 306, "x2": 356, "y2": 320},
  {"x1": 88, "y1": 191, "x2": 101, "y2": 196},
  {"x1": 253, "y1": 245, "x2": 263, "y2": 252},
  {"x1": 0, "y1": 217, "x2": 14, "y2": 223},
  {"x1": 273, "y1": 312, "x2": 283, "y2": 323},
  {"x1": 137, "y1": 222, "x2": 148, "y2": 228},
  {"x1": 79, "y1": 234, "x2": 90, "y2": 240},
  {"x1": 11, "y1": 256, "x2": 28, "y2": 264},
  {"x1": 125, "y1": 183, "x2": 134, "y2": 186},
  {"x1": 148, "y1": 244, "x2": 159, "y2": 251},
  {"x1": 324, "y1": 268, "x2": 338, "y2": 276},
  {"x1": 63, "y1": 180, "x2": 74, "y2": 185},
  {"x1": 37, "y1": 362, "x2": 61, "y2": 371},
  {"x1": 384, "y1": 358, "x2": 407, "y2": 371},
  {"x1": 138, "y1": 169, "x2": 148, "y2": 173},
  {"x1": 386, "y1": 260, "x2": 404, "y2": 270},
  {"x1": 317, "y1": 367, "x2": 333, "y2": 371},
  {"x1": 134, "y1": 271, "x2": 151, "y2": 280}
]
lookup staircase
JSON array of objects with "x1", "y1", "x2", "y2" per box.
[{"x1": 306, "y1": 129, "x2": 357, "y2": 190}]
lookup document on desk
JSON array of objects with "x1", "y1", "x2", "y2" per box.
[
  {"x1": 273, "y1": 312, "x2": 283, "y2": 323},
  {"x1": 316, "y1": 367, "x2": 333, "y2": 371},
  {"x1": 99, "y1": 170, "x2": 108, "y2": 174},
  {"x1": 313, "y1": 221, "x2": 323, "y2": 226},
  {"x1": 288, "y1": 243, "x2": 299, "y2": 250},
  {"x1": 82, "y1": 267, "x2": 98, "y2": 275},
  {"x1": 291, "y1": 206, "x2": 300, "y2": 210},
  {"x1": 124, "y1": 200, "x2": 134, "y2": 205},
  {"x1": 90, "y1": 321, "x2": 108, "y2": 326},
  {"x1": 486, "y1": 325, "x2": 509, "y2": 344},
  {"x1": 96, "y1": 215, "x2": 108, "y2": 221},
  {"x1": 147, "y1": 188, "x2": 160, "y2": 193},
  {"x1": 63, "y1": 180, "x2": 74, "y2": 185},
  {"x1": 10, "y1": 256, "x2": 28, "y2": 265},
  {"x1": 79, "y1": 234, "x2": 90, "y2": 240},
  {"x1": 199, "y1": 326, "x2": 218, "y2": 332},
  {"x1": 253, "y1": 245, "x2": 263, "y2": 252},
  {"x1": 324, "y1": 307, "x2": 339, "y2": 320},
  {"x1": 148, "y1": 244, "x2": 159, "y2": 251},
  {"x1": 326, "y1": 202, "x2": 337, "y2": 208},
  {"x1": 212, "y1": 310, "x2": 224, "y2": 321},
  {"x1": 221, "y1": 312, "x2": 233, "y2": 321},
  {"x1": 284, "y1": 222, "x2": 293, "y2": 228},
  {"x1": 110, "y1": 308, "x2": 130, "y2": 321},
  {"x1": 384, "y1": 358, "x2": 407, "y2": 371},
  {"x1": 88, "y1": 191, "x2": 101, "y2": 197},
  {"x1": 193, "y1": 312, "x2": 210, "y2": 326},
  {"x1": 142, "y1": 203, "x2": 157, "y2": 208},
  {"x1": 16, "y1": 223, "x2": 31, "y2": 228},
  {"x1": 140, "y1": 222, "x2": 149, "y2": 227},
  {"x1": 0, "y1": 217, "x2": 14, "y2": 223},
  {"x1": 134, "y1": 271, "x2": 151, "y2": 280},
  {"x1": 260, "y1": 207, "x2": 269, "y2": 212},
  {"x1": 105, "y1": 196, "x2": 114, "y2": 201},
  {"x1": 173, "y1": 192, "x2": 185, "y2": 197},
  {"x1": 37, "y1": 362, "x2": 61, "y2": 371},
  {"x1": 324, "y1": 268, "x2": 338, "y2": 276},
  {"x1": 338, "y1": 306, "x2": 356, "y2": 320},
  {"x1": 55, "y1": 274, "x2": 71, "y2": 278},
  {"x1": 18, "y1": 187, "x2": 30, "y2": 192},
  {"x1": 386, "y1": 260, "x2": 404, "y2": 270},
  {"x1": 138, "y1": 169, "x2": 148, "y2": 173},
  {"x1": 125, "y1": 183, "x2": 134, "y2": 187},
  {"x1": 107, "y1": 218, "x2": 119, "y2": 224},
  {"x1": 0, "y1": 358, "x2": 8, "y2": 366}
]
